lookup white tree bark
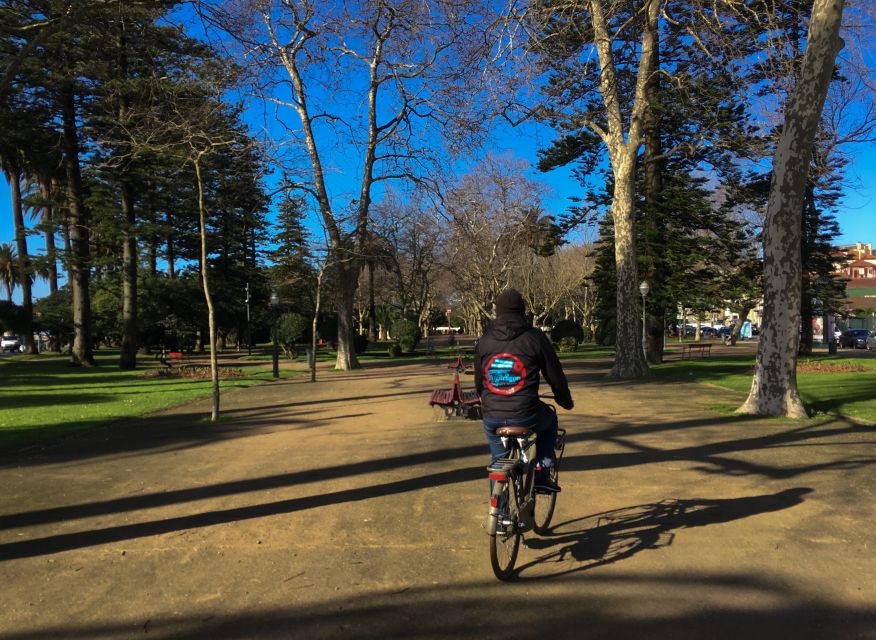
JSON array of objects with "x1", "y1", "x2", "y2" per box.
[
  {"x1": 738, "y1": 0, "x2": 845, "y2": 418},
  {"x1": 588, "y1": 0, "x2": 658, "y2": 378}
]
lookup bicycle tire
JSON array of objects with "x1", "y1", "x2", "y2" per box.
[
  {"x1": 489, "y1": 480, "x2": 520, "y2": 580},
  {"x1": 533, "y1": 465, "x2": 558, "y2": 534}
]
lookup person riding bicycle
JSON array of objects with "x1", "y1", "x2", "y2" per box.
[{"x1": 474, "y1": 288, "x2": 574, "y2": 493}]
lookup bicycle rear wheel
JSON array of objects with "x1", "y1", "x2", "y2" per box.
[
  {"x1": 489, "y1": 480, "x2": 520, "y2": 581},
  {"x1": 533, "y1": 465, "x2": 558, "y2": 534}
]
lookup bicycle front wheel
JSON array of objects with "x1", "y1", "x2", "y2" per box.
[
  {"x1": 533, "y1": 466, "x2": 558, "y2": 534},
  {"x1": 489, "y1": 480, "x2": 520, "y2": 581}
]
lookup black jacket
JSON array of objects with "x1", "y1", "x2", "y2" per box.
[{"x1": 474, "y1": 313, "x2": 573, "y2": 418}]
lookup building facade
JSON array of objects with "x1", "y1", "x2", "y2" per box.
[{"x1": 836, "y1": 242, "x2": 876, "y2": 330}]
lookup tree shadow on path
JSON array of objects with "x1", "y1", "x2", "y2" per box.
[{"x1": 518, "y1": 488, "x2": 813, "y2": 579}]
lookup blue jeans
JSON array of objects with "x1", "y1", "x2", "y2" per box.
[{"x1": 483, "y1": 403, "x2": 558, "y2": 469}]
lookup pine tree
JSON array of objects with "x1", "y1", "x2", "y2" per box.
[
  {"x1": 534, "y1": 0, "x2": 754, "y2": 365},
  {"x1": 269, "y1": 194, "x2": 315, "y2": 315}
]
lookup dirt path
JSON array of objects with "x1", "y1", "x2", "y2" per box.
[{"x1": 1, "y1": 357, "x2": 875, "y2": 639}]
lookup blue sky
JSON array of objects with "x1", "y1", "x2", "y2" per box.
[
  {"x1": 1, "y1": 126, "x2": 874, "y2": 303},
  {"x1": 4, "y1": 5, "x2": 873, "y2": 304}
]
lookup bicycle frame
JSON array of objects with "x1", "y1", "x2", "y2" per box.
[
  {"x1": 486, "y1": 433, "x2": 538, "y2": 536},
  {"x1": 486, "y1": 416, "x2": 565, "y2": 580}
]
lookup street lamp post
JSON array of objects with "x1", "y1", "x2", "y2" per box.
[
  {"x1": 270, "y1": 291, "x2": 279, "y2": 379},
  {"x1": 639, "y1": 281, "x2": 650, "y2": 362}
]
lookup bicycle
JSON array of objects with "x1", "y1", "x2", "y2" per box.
[{"x1": 485, "y1": 407, "x2": 566, "y2": 581}]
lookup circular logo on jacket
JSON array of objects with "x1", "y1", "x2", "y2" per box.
[{"x1": 484, "y1": 353, "x2": 526, "y2": 395}]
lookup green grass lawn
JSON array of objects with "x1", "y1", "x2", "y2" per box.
[
  {"x1": 653, "y1": 353, "x2": 876, "y2": 422},
  {"x1": 6, "y1": 341, "x2": 869, "y2": 456},
  {"x1": 0, "y1": 351, "x2": 296, "y2": 454}
]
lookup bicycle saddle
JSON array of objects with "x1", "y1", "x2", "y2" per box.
[{"x1": 495, "y1": 426, "x2": 532, "y2": 438}]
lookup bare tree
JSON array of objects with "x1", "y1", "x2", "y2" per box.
[
  {"x1": 199, "y1": 0, "x2": 492, "y2": 369},
  {"x1": 738, "y1": 0, "x2": 846, "y2": 418},
  {"x1": 439, "y1": 153, "x2": 551, "y2": 324},
  {"x1": 371, "y1": 191, "x2": 442, "y2": 332},
  {"x1": 518, "y1": 243, "x2": 596, "y2": 326}
]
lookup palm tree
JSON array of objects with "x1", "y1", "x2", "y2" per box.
[
  {"x1": 23, "y1": 156, "x2": 64, "y2": 296},
  {"x1": 0, "y1": 243, "x2": 18, "y2": 302},
  {"x1": 1, "y1": 156, "x2": 36, "y2": 353}
]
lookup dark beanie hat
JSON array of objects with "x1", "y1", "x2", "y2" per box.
[{"x1": 495, "y1": 288, "x2": 525, "y2": 316}]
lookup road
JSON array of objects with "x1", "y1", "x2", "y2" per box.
[{"x1": 1, "y1": 353, "x2": 875, "y2": 639}]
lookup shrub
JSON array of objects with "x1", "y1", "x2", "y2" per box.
[
  {"x1": 275, "y1": 312, "x2": 309, "y2": 359},
  {"x1": 143, "y1": 365, "x2": 244, "y2": 379},
  {"x1": 391, "y1": 318, "x2": 419, "y2": 354},
  {"x1": 558, "y1": 336, "x2": 578, "y2": 352},
  {"x1": 551, "y1": 319, "x2": 585, "y2": 344},
  {"x1": 387, "y1": 343, "x2": 402, "y2": 358}
]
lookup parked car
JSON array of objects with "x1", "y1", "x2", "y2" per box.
[
  {"x1": 867, "y1": 331, "x2": 876, "y2": 351},
  {"x1": 839, "y1": 328, "x2": 870, "y2": 349},
  {"x1": 1, "y1": 335, "x2": 21, "y2": 352}
]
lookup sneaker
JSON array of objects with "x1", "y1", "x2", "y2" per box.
[{"x1": 535, "y1": 471, "x2": 561, "y2": 494}]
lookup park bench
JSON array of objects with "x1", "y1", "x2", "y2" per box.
[
  {"x1": 429, "y1": 355, "x2": 482, "y2": 420},
  {"x1": 680, "y1": 343, "x2": 712, "y2": 360},
  {"x1": 157, "y1": 350, "x2": 189, "y2": 367}
]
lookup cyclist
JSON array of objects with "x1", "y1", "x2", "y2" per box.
[{"x1": 474, "y1": 288, "x2": 574, "y2": 493}]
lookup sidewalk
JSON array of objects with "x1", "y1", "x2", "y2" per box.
[{"x1": 1, "y1": 357, "x2": 875, "y2": 639}]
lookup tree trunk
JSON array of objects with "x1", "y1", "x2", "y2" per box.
[
  {"x1": 334, "y1": 261, "x2": 360, "y2": 370},
  {"x1": 311, "y1": 266, "x2": 324, "y2": 383},
  {"x1": 589, "y1": 0, "x2": 657, "y2": 379},
  {"x1": 609, "y1": 159, "x2": 650, "y2": 378},
  {"x1": 42, "y1": 180, "x2": 59, "y2": 295},
  {"x1": 368, "y1": 260, "x2": 378, "y2": 342},
  {"x1": 8, "y1": 167, "x2": 35, "y2": 354},
  {"x1": 166, "y1": 211, "x2": 175, "y2": 279},
  {"x1": 738, "y1": 0, "x2": 845, "y2": 418},
  {"x1": 799, "y1": 183, "x2": 818, "y2": 355},
  {"x1": 642, "y1": 22, "x2": 665, "y2": 365},
  {"x1": 117, "y1": 20, "x2": 137, "y2": 370},
  {"x1": 799, "y1": 289, "x2": 814, "y2": 355},
  {"x1": 728, "y1": 305, "x2": 753, "y2": 346},
  {"x1": 61, "y1": 81, "x2": 95, "y2": 366},
  {"x1": 194, "y1": 158, "x2": 220, "y2": 422},
  {"x1": 119, "y1": 181, "x2": 138, "y2": 369},
  {"x1": 148, "y1": 240, "x2": 157, "y2": 276}
]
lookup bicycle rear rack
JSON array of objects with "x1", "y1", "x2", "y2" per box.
[{"x1": 486, "y1": 458, "x2": 519, "y2": 474}]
